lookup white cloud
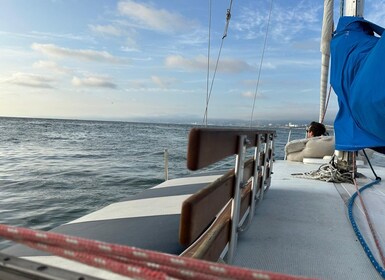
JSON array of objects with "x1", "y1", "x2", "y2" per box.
[
  {"x1": 234, "y1": 1, "x2": 323, "y2": 42},
  {"x1": 89, "y1": 24, "x2": 122, "y2": 36},
  {"x1": 33, "y1": 60, "x2": 72, "y2": 75},
  {"x1": 31, "y1": 43, "x2": 128, "y2": 64},
  {"x1": 117, "y1": 0, "x2": 196, "y2": 33},
  {"x1": 151, "y1": 75, "x2": 176, "y2": 88},
  {"x1": 71, "y1": 76, "x2": 117, "y2": 89},
  {"x1": 4, "y1": 72, "x2": 54, "y2": 88},
  {"x1": 165, "y1": 55, "x2": 253, "y2": 73},
  {"x1": 241, "y1": 90, "x2": 265, "y2": 99},
  {"x1": 366, "y1": 2, "x2": 385, "y2": 27}
]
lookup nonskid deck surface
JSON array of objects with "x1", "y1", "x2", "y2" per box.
[
  {"x1": 233, "y1": 160, "x2": 384, "y2": 279},
  {"x1": 2, "y1": 175, "x2": 222, "y2": 269}
]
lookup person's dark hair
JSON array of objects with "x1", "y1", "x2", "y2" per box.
[{"x1": 307, "y1": 121, "x2": 327, "y2": 137}]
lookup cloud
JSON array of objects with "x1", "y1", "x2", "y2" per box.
[
  {"x1": 241, "y1": 90, "x2": 265, "y2": 99},
  {"x1": 4, "y1": 72, "x2": 54, "y2": 88},
  {"x1": 366, "y1": 2, "x2": 385, "y2": 27},
  {"x1": 31, "y1": 43, "x2": 128, "y2": 64},
  {"x1": 89, "y1": 24, "x2": 122, "y2": 36},
  {"x1": 33, "y1": 60, "x2": 72, "y2": 75},
  {"x1": 117, "y1": 0, "x2": 196, "y2": 33},
  {"x1": 151, "y1": 75, "x2": 176, "y2": 88},
  {"x1": 165, "y1": 55, "x2": 253, "y2": 73},
  {"x1": 72, "y1": 76, "x2": 117, "y2": 89},
  {"x1": 234, "y1": 1, "x2": 323, "y2": 42}
]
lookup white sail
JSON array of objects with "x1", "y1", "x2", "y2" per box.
[{"x1": 319, "y1": 0, "x2": 334, "y2": 122}]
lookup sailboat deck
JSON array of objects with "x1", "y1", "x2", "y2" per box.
[
  {"x1": 233, "y1": 160, "x2": 384, "y2": 279},
  {"x1": 2, "y1": 160, "x2": 384, "y2": 279}
]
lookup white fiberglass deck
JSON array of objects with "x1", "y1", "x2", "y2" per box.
[{"x1": 233, "y1": 160, "x2": 384, "y2": 279}]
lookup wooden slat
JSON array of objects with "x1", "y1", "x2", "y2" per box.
[
  {"x1": 243, "y1": 158, "x2": 254, "y2": 183},
  {"x1": 179, "y1": 159, "x2": 254, "y2": 246},
  {"x1": 180, "y1": 201, "x2": 232, "y2": 261},
  {"x1": 187, "y1": 127, "x2": 275, "y2": 171},
  {"x1": 240, "y1": 181, "x2": 252, "y2": 220},
  {"x1": 179, "y1": 169, "x2": 234, "y2": 246},
  {"x1": 180, "y1": 182, "x2": 253, "y2": 261}
]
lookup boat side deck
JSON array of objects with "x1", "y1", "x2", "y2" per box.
[
  {"x1": 233, "y1": 160, "x2": 383, "y2": 280},
  {"x1": 2, "y1": 160, "x2": 384, "y2": 279},
  {"x1": 1, "y1": 175, "x2": 221, "y2": 258}
]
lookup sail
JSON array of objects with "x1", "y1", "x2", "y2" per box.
[
  {"x1": 319, "y1": 0, "x2": 334, "y2": 122},
  {"x1": 330, "y1": 16, "x2": 385, "y2": 151}
]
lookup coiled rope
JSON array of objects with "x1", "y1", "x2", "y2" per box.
[{"x1": 291, "y1": 161, "x2": 353, "y2": 183}]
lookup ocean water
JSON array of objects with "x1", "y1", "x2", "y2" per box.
[{"x1": 0, "y1": 117, "x2": 383, "y2": 249}]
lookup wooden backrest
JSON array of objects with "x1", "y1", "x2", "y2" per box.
[
  {"x1": 179, "y1": 169, "x2": 234, "y2": 246},
  {"x1": 179, "y1": 159, "x2": 254, "y2": 246},
  {"x1": 187, "y1": 127, "x2": 274, "y2": 170},
  {"x1": 179, "y1": 127, "x2": 275, "y2": 262}
]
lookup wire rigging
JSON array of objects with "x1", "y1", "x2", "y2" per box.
[
  {"x1": 320, "y1": 85, "x2": 332, "y2": 124},
  {"x1": 204, "y1": 0, "x2": 212, "y2": 127},
  {"x1": 249, "y1": 0, "x2": 274, "y2": 128},
  {"x1": 203, "y1": 0, "x2": 234, "y2": 126}
]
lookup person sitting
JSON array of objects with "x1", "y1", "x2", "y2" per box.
[
  {"x1": 285, "y1": 122, "x2": 334, "y2": 162},
  {"x1": 306, "y1": 121, "x2": 328, "y2": 138}
]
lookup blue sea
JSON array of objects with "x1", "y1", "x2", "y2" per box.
[{"x1": 0, "y1": 117, "x2": 383, "y2": 249}]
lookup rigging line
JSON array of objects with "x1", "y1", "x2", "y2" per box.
[
  {"x1": 204, "y1": 0, "x2": 212, "y2": 127},
  {"x1": 363, "y1": 149, "x2": 381, "y2": 181},
  {"x1": 249, "y1": 0, "x2": 274, "y2": 128},
  {"x1": 222, "y1": 0, "x2": 234, "y2": 39},
  {"x1": 320, "y1": 85, "x2": 332, "y2": 124},
  {"x1": 203, "y1": 0, "x2": 234, "y2": 126}
]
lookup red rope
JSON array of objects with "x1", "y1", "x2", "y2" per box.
[{"x1": 0, "y1": 224, "x2": 317, "y2": 280}]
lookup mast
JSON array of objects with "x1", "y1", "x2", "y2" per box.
[
  {"x1": 341, "y1": 0, "x2": 364, "y2": 16},
  {"x1": 319, "y1": 0, "x2": 365, "y2": 123}
]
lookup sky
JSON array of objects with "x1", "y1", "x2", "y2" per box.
[{"x1": 1, "y1": 0, "x2": 385, "y2": 124}]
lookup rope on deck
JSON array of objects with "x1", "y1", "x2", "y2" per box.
[
  {"x1": 348, "y1": 178, "x2": 385, "y2": 279},
  {"x1": 0, "y1": 224, "x2": 317, "y2": 280},
  {"x1": 291, "y1": 162, "x2": 353, "y2": 183}
]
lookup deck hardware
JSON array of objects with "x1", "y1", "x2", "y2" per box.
[
  {"x1": 164, "y1": 149, "x2": 169, "y2": 181},
  {"x1": 227, "y1": 134, "x2": 247, "y2": 263},
  {"x1": 239, "y1": 134, "x2": 264, "y2": 232},
  {"x1": 37, "y1": 265, "x2": 48, "y2": 271}
]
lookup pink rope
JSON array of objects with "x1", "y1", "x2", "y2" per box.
[{"x1": 0, "y1": 224, "x2": 317, "y2": 280}]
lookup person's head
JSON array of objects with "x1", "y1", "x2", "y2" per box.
[{"x1": 306, "y1": 121, "x2": 326, "y2": 138}]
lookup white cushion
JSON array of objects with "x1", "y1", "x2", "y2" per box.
[{"x1": 285, "y1": 136, "x2": 335, "y2": 162}]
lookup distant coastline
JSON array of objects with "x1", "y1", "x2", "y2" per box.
[{"x1": 0, "y1": 115, "x2": 334, "y2": 128}]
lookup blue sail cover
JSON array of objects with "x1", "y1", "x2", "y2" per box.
[{"x1": 330, "y1": 16, "x2": 385, "y2": 151}]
